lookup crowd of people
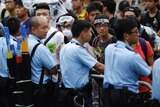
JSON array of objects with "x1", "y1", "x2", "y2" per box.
[{"x1": 0, "y1": 0, "x2": 160, "y2": 107}]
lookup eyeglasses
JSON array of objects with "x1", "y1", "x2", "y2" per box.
[
  {"x1": 130, "y1": 30, "x2": 139, "y2": 35},
  {"x1": 95, "y1": 23, "x2": 108, "y2": 29}
]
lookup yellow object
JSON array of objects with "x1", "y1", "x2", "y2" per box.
[
  {"x1": 6, "y1": 52, "x2": 13, "y2": 59},
  {"x1": 21, "y1": 41, "x2": 29, "y2": 53},
  {"x1": 76, "y1": 9, "x2": 88, "y2": 20}
]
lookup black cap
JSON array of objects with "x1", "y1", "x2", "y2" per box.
[{"x1": 124, "y1": 6, "x2": 139, "y2": 17}]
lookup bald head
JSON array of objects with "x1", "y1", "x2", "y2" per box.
[
  {"x1": 29, "y1": 16, "x2": 49, "y2": 39},
  {"x1": 30, "y1": 16, "x2": 46, "y2": 30}
]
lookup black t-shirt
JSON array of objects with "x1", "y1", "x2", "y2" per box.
[
  {"x1": 93, "y1": 36, "x2": 117, "y2": 63},
  {"x1": 141, "y1": 11, "x2": 160, "y2": 32},
  {"x1": 1, "y1": 16, "x2": 9, "y2": 26}
]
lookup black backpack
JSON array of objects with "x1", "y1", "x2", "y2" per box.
[{"x1": 140, "y1": 28, "x2": 155, "y2": 48}]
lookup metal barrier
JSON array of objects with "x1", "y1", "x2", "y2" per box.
[
  {"x1": 90, "y1": 74, "x2": 152, "y2": 90},
  {"x1": 90, "y1": 74, "x2": 152, "y2": 107}
]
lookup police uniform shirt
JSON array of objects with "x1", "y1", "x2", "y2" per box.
[
  {"x1": 60, "y1": 38, "x2": 97, "y2": 88},
  {"x1": 152, "y1": 58, "x2": 160, "y2": 102},
  {"x1": 0, "y1": 37, "x2": 16, "y2": 77},
  {"x1": 10, "y1": 35, "x2": 17, "y2": 42},
  {"x1": 103, "y1": 41, "x2": 151, "y2": 93},
  {"x1": 28, "y1": 34, "x2": 56, "y2": 84}
]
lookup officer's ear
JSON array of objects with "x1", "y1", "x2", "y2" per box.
[
  {"x1": 123, "y1": 32, "x2": 130, "y2": 41},
  {"x1": 79, "y1": 31, "x2": 84, "y2": 39},
  {"x1": 30, "y1": 27, "x2": 37, "y2": 34}
]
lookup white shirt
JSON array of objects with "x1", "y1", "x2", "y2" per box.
[{"x1": 43, "y1": 26, "x2": 64, "y2": 82}]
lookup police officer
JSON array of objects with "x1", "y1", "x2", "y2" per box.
[
  {"x1": 5, "y1": 16, "x2": 21, "y2": 41},
  {"x1": 103, "y1": 18, "x2": 151, "y2": 107},
  {"x1": 0, "y1": 23, "x2": 16, "y2": 107},
  {"x1": 60, "y1": 20, "x2": 104, "y2": 107},
  {"x1": 151, "y1": 58, "x2": 160, "y2": 106},
  {"x1": 28, "y1": 16, "x2": 58, "y2": 107}
]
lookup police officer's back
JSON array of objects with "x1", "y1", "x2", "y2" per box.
[
  {"x1": 0, "y1": 24, "x2": 16, "y2": 107},
  {"x1": 60, "y1": 20, "x2": 104, "y2": 107},
  {"x1": 28, "y1": 16, "x2": 58, "y2": 107},
  {"x1": 103, "y1": 19, "x2": 151, "y2": 107}
]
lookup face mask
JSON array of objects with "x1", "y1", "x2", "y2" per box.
[{"x1": 62, "y1": 29, "x2": 73, "y2": 38}]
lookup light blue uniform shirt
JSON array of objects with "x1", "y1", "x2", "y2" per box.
[
  {"x1": 60, "y1": 38, "x2": 97, "y2": 88},
  {"x1": 103, "y1": 41, "x2": 151, "y2": 93},
  {"x1": 0, "y1": 37, "x2": 16, "y2": 77},
  {"x1": 28, "y1": 34, "x2": 56, "y2": 84},
  {"x1": 152, "y1": 58, "x2": 160, "y2": 102}
]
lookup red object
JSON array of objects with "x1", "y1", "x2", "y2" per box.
[{"x1": 16, "y1": 56, "x2": 22, "y2": 63}]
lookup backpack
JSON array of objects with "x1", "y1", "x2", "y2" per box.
[
  {"x1": 8, "y1": 42, "x2": 41, "y2": 106},
  {"x1": 140, "y1": 27, "x2": 155, "y2": 48},
  {"x1": 139, "y1": 38, "x2": 148, "y2": 64}
]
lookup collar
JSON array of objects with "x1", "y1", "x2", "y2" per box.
[
  {"x1": 70, "y1": 38, "x2": 85, "y2": 48},
  {"x1": 10, "y1": 35, "x2": 17, "y2": 42},
  {"x1": 116, "y1": 41, "x2": 134, "y2": 52},
  {"x1": 29, "y1": 34, "x2": 42, "y2": 43}
]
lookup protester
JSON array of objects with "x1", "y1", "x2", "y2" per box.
[
  {"x1": 92, "y1": 14, "x2": 117, "y2": 63},
  {"x1": 1, "y1": 0, "x2": 16, "y2": 26}
]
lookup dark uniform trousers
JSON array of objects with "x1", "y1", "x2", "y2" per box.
[
  {"x1": 0, "y1": 76, "x2": 12, "y2": 107},
  {"x1": 144, "y1": 99, "x2": 160, "y2": 107},
  {"x1": 103, "y1": 85, "x2": 143, "y2": 107},
  {"x1": 56, "y1": 82, "x2": 93, "y2": 107},
  {"x1": 31, "y1": 81, "x2": 56, "y2": 107}
]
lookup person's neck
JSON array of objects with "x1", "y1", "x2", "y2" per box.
[
  {"x1": 12, "y1": 33, "x2": 19, "y2": 38},
  {"x1": 108, "y1": 13, "x2": 114, "y2": 20},
  {"x1": 21, "y1": 14, "x2": 29, "y2": 23},
  {"x1": 100, "y1": 33, "x2": 112, "y2": 42},
  {"x1": 75, "y1": 6, "x2": 83, "y2": 14},
  {"x1": 75, "y1": 37, "x2": 85, "y2": 45},
  {"x1": 9, "y1": 10, "x2": 16, "y2": 17},
  {"x1": 149, "y1": 7, "x2": 158, "y2": 15},
  {"x1": 83, "y1": 0, "x2": 90, "y2": 7}
]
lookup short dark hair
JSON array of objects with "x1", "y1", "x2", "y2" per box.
[
  {"x1": 5, "y1": 0, "x2": 17, "y2": 3},
  {"x1": 114, "y1": 19, "x2": 137, "y2": 41},
  {"x1": 35, "y1": 2, "x2": 50, "y2": 12},
  {"x1": 118, "y1": 0, "x2": 130, "y2": 11},
  {"x1": 5, "y1": 17, "x2": 20, "y2": 35},
  {"x1": 71, "y1": 20, "x2": 91, "y2": 38},
  {"x1": 87, "y1": 2, "x2": 103, "y2": 14},
  {"x1": 15, "y1": 0, "x2": 23, "y2": 6},
  {"x1": 102, "y1": 0, "x2": 116, "y2": 14},
  {"x1": 154, "y1": 0, "x2": 158, "y2": 3}
]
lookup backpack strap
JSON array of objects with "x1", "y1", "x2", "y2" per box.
[
  {"x1": 30, "y1": 42, "x2": 44, "y2": 86},
  {"x1": 139, "y1": 38, "x2": 148, "y2": 64},
  {"x1": 1, "y1": 8, "x2": 6, "y2": 20},
  {"x1": 92, "y1": 36, "x2": 100, "y2": 47},
  {"x1": 30, "y1": 43, "x2": 41, "y2": 60},
  {"x1": 44, "y1": 31, "x2": 58, "y2": 45}
]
